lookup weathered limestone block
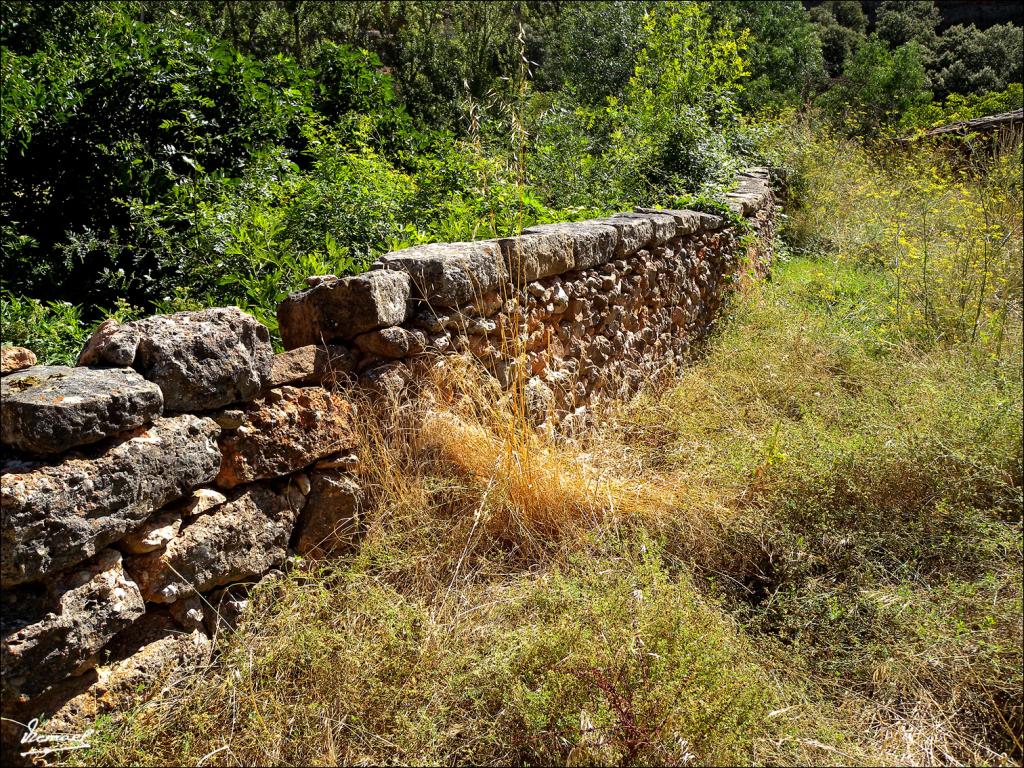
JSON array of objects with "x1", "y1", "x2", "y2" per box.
[
  {"x1": 125, "y1": 485, "x2": 299, "y2": 602},
  {"x1": 600, "y1": 215, "x2": 654, "y2": 256},
  {"x1": 612, "y1": 211, "x2": 677, "y2": 246},
  {"x1": 726, "y1": 173, "x2": 772, "y2": 216},
  {"x1": 693, "y1": 211, "x2": 725, "y2": 230},
  {"x1": 1, "y1": 366, "x2": 163, "y2": 454},
  {"x1": 354, "y1": 326, "x2": 427, "y2": 358},
  {"x1": 361, "y1": 361, "x2": 413, "y2": 399},
  {"x1": 498, "y1": 229, "x2": 575, "y2": 285},
  {"x1": 1, "y1": 549, "x2": 145, "y2": 702},
  {"x1": 635, "y1": 207, "x2": 704, "y2": 235},
  {"x1": 376, "y1": 241, "x2": 507, "y2": 308},
  {"x1": 77, "y1": 308, "x2": 273, "y2": 411},
  {"x1": 1, "y1": 414, "x2": 221, "y2": 586},
  {"x1": 1, "y1": 346, "x2": 36, "y2": 375},
  {"x1": 293, "y1": 470, "x2": 362, "y2": 557},
  {"x1": 268, "y1": 344, "x2": 356, "y2": 387},
  {"x1": 215, "y1": 386, "x2": 356, "y2": 489},
  {"x1": 277, "y1": 270, "x2": 411, "y2": 349},
  {"x1": 523, "y1": 221, "x2": 619, "y2": 271}
]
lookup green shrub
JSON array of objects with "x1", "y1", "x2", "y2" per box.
[{"x1": 0, "y1": 292, "x2": 140, "y2": 365}]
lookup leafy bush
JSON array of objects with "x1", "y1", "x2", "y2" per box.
[
  {"x1": 1, "y1": 3, "x2": 310, "y2": 307},
  {"x1": 0, "y1": 292, "x2": 140, "y2": 365}
]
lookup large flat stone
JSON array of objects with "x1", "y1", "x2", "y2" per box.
[
  {"x1": 497, "y1": 230, "x2": 576, "y2": 285},
  {"x1": 1, "y1": 549, "x2": 145, "y2": 702},
  {"x1": 215, "y1": 387, "x2": 357, "y2": 489},
  {"x1": 522, "y1": 221, "x2": 619, "y2": 271},
  {"x1": 635, "y1": 207, "x2": 705, "y2": 236},
  {"x1": 1, "y1": 346, "x2": 36, "y2": 375},
  {"x1": 77, "y1": 308, "x2": 273, "y2": 412},
  {"x1": 1, "y1": 366, "x2": 163, "y2": 455},
  {"x1": 376, "y1": 241, "x2": 507, "y2": 308},
  {"x1": 598, "y1": 215, "x2": 654, "y2": 256},
  {"x1": 277, "y1": 270, "x2": 411, "y2": 349},
  {"x1": 1, "y1": 414, "x2": 221, "y2": 586},
  {"x1": 611, "y1": 211, "x2": 677, "y2": 246},
  {"x1": 125, "y1": 486, "x2": 299, "y2": 602}
]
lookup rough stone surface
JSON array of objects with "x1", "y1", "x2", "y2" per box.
[
  {"x1": 173, "y1": 487, "x2": 228, "y2": 518},
  {"x1": 277, "y1": 270, "x2": 411, "y2": 349},
  {"x1": 612, "y1": 211, "x2": 677, "y2": 246},
  {"x1": 1, "y1": 366, "x2": 163, "y2": 454},
  {"x1": 601, "y1": 214, "x2": 654, "y2": 256},
  {"x1": 1, "y1": 549, "x2": 145, "y2": 702},
  {"x1": 294, "y1": 470, "x2": 363, "y2": 557},
  {"x1": 77, "y1": 308, "x2": 273, "y2": 412},
  {"x1": 202, "y1": 583, "x2": 253, "y2": 637},
  {"x1": 498, "y1": 229, "x2": 576, "y2": 285},
  {"x1": 1, "y1": 414, "x2": 221, "y2": 586},
  {"x1": 376, "y1": 241, "x2": 507, "y2": 307},
  {"x1": 214, "y1": 387, "x2": 356, "y2": 489},
  {"x1": 169, "y1": 596, "x2": 206, "y2": 632},
  {"x1": 7, "y1": 612, "x2": 210, "y2": 745},
  {"x1": 354, "y1": 326, "x2": 427, "y2": 358},
  {"x1": 1, "y1": 346, "x2": 36, "y2": 375},
  {"x1": 118, "y1": 510, "x2": 183, "y2": 554},
  {"x1": 125, "y1": 486, "x2": 300, "y2": 602},
  {"x1": 268, "y1": 344, "x2": 356, "y2": 387},
  {"x1": 635, "y1": 207, "x2": 704, "y2": 235},
  {"x1": 523, "y1": 221, "x2": 619, "y2": 271}
]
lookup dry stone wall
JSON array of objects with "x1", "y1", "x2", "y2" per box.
[
  {"x1": 279, "y1": 167, "x2": 774, "y2": 427},
  {"x1": 0, "y1": 168, "x2": 773, "y2": 761}
]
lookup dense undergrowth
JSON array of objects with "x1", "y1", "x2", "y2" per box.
[{"x1": 64, "y1": 136, "x2": 1023, "y2": 766}]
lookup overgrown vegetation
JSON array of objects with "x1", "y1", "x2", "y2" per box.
[
  {"x1": 63, "y1": 131, "x2": 1022, "y2": 765},
  {"x1": 3, "y1": 2, "x2": 1022, "y2": 765}
]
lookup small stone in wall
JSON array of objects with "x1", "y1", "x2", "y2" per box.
[
  {"x1": 0, "y1": 346, "x2": 36, "y2": 375},
  {"x1": 169, "y1": 596, "x2": 206, "y2": 632},
  {"x1": 361, "y1": 361, "x2": 413, "y2": 399},
  {"x1": 1, "y1": 549, "x2": 146, "y2": 703},
  {"x1": 202, "y1": 584, "x2": 251, "y2": 637},
  {"x1": 1, "y1": 365, "x2": 163, "y2": 455},
  {"x1": 354, "y1": 326, "x2": 427, "y2": 358},
  {"x1": 214, "y1": 387, "x2": 357, "y2": 489},
  {"x1": 78, "y1": 308, "x2": 274, "y2": 412},
  {"x1": 268, "y1": 344, "x2": 356, "y2": 388},
  {"x1": 293, "y1": 470, "x2": 362, "y2": 558},
  {"x1": 118, "y1": 510, "x2": 183, "y2": 554}
]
